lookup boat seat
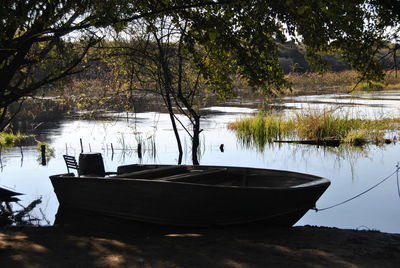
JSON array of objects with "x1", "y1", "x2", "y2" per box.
[
  {"x1": 63, "y1": 154, "x2": 117, "y2": 177},
  {"x1": 114, "y1": 165, "x2": 188, "y2": 179},
  {"x1": 161, "y1": 168, "x2": 228, "y2": 182},
  {"x1": 63, "y1": 155, "x2": 80, "y2": 176}
]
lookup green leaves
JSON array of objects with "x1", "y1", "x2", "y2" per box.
[{"x1": 1, "y1": 0, "x2": 398, "y2": 114}]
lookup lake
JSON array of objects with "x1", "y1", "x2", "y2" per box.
[{"x1": 1, "y1": 90, "x2": 400, "y2": 233}]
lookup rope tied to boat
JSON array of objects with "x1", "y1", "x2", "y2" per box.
[{"x1": 313, "y1": 163, "x2": 400, "y2": 212}]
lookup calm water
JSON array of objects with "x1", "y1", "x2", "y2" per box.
[{"x1": 1, "y1": 91, "x2": 400, "y2": 233}]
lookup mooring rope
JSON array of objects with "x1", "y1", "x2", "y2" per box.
[
  {"x1": 397, "y1": 163, "x2": 400, "y2": 199},
  {"x1": 314, "y1": 164, "x2": 400, "y2": 212}
]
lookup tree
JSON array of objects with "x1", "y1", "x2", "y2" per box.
[
  {"x1": 2, "y1": 1, "x2": 400, "y2": 164},
  {"x1": 0, "y1": 1, "x2": 107, "y2": 130},
  {"x1": 104, "y1": 17, "x2": 206, "y2": 164},
  {"x1": 0, "y1": 0, "x2": 231, "y2": 131},
  {"x1": 101, "y1": 1, "x2": 400, "y2": 164}
]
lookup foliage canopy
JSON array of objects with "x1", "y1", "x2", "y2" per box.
[{"x1": 1, "y1": 0, "x2": 399, "y2": 129}]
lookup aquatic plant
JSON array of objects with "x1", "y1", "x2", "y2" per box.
[
  {"x1": 350, "y1": 81, "x2": 385, "y2": 92},
  {"x1": 228, "y1": 112, "x2": 295, "y2": 150},
  {"x1": 36, "y1": 142, "x2": 55, "y2": 154},
  {"x1": 343, "y1": 129, "x2": 369, "y2": 146},
  {"x1": 36, "y1": 142, "x2": 55, "y2": 164},
  {"x1": 0, "y1": 132, "x2": 28, "y2": 148},
  {"x1": 228, "y1": 109, "x2": 400, "y2": 148},
  {"x1": 295, "y1": 109, "x2": 351, "y2": 140}
]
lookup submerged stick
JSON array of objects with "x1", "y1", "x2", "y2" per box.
[
  {"x1": 138, "y1": 143, "x2": 142, "y2": 159},
  {"x1": 20, "y1": 146, "x2": 23, "y2": 167},
  {"x1": 41, "y1": 145, "x2": 46, "y2": 166},
  {"x1": 274, "y1": 139, "x2": 340, "y2": 147}
]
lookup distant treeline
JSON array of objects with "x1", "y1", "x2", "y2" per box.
[
  {"x1": 71, "y1": 40, "x2": 400, "y2": 83},
  {"x1": 278, "y1": 41, "x2": 399, "y2": 74}
]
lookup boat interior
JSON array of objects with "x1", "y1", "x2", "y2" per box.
[
  {"x1": 57, "y1": 155, "x2": 322, "y2": 188},
  {"x1": 110, "y1": 165, "x2": 315, "y2": 188}
]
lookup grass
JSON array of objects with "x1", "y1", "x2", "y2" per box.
[
  {"x1": 349, "y1": 81, "x2": 385, "y2": 92},
  {"x1": 295, "y1": 109, "x2": 354, "y2": 140},
  {"x1": 228, "y1": 109, "x2": 400, "y2": 148},
  {"x1": 342, "y1": 129, "x2": 369, "y2": 146},
  {"x1": 0, "y1": 132, "x2": 28, "y2": 148},
  {"x1": 228, "y1": 112, "x2": 295, "y2": 150},
  {"x1": 36, "y1": 142, "x2": 55, "y2": 155}
]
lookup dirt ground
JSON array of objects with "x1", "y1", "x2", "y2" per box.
[{"x1": 1, "y1": 220, "x2": 400, "y2": 268}]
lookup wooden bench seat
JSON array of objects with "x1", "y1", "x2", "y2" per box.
[
  {"x1": 113, "y1": 165, "x2": 188, "y2": 179},
  {"x1": 160, "y1": 168, "x2": 228, "y2": 183}
]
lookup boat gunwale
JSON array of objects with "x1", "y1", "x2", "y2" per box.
[{"x1": 50, "y1": 165, "x2": 330, "y2": 191}]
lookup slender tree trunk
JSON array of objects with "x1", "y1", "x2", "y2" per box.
[
  {"x1": 0, "y1": 107, "x2": 8, "y2": 132},
  {"x1": 164, "y1": 92, "x2": 183, "y2": 164},
  {"x1": 191, "y1": 116, "x2": 201, "y2": 165},
  {"x1": 154, "y1": 28, "x2": 184, "y2": 164},
  {"x1": 0, "y1": 101, "x2": 24, "y2": 132}
]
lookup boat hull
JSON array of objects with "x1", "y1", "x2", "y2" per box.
[{"x1": 50, "y1": 165, "x2": 330, "y2": 227}]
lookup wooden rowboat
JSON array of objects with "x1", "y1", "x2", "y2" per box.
[
  {"x1": 0, "y1": 186, "x2": 22, "y2": 202},
  {"x1": 50, "y1": 164, "x2": 330, "y2": 227}
]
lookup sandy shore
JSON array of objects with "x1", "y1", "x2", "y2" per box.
[{"x1": 1, "y1": 222, "x2": 400, "y2": 268}]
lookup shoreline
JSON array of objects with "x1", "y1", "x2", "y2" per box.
[{"x1": 1, "y1": 224, "x2": 399, "y2": 267}]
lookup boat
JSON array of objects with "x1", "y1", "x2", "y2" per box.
[
  {"x1": 50, "y1": 163, "x2": 330, "y2": 227},
  {"x1": 0, "y1": 186, "x2": 23, "y2": 202}
]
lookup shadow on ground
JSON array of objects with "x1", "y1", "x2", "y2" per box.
[{"x1": 1, "y1": 209, "x2": 400, "y2": 268}]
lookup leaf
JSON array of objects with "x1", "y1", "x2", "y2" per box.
[{"x1": 208, "y1": 31, "x2": 219, "y2": 41}]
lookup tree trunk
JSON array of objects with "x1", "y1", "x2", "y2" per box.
[
  {"x1": 0, "y1": 107, "x2": 8, "y2": 132},
  {"x1": 191, "y1": 116, "x2": 201, "y2": 165},
  {"x1": 164, "y1": 92, "x2": 183, "y2": 164}
]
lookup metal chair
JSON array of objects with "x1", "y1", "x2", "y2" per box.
[{"x1": 63, "y1": 155, "x2": 80, "y2": 176}]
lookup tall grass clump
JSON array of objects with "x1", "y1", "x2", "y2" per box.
[
  {"x1": 229, "y1": 108, "x2": 400, "y2": 148},
  {"x1": 295, "y1": 109, "x2": 360, "y2": 140},
  {"x1": 350, "y1": 81, "x2": 384, "y2": 92},
  {"x1": 342, "y1": 129, "x2": 369, "y2": 146},
  {"x1": 228, "y1": 112, "x2": 294, "y2": 149},
  {"x1": 0, "y1": 132, "x2": 28, "y2": 148}
]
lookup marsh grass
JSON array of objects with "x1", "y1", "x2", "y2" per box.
[
  {"x1": 0, "y1": 132, "x2": 28, "y2": 148},
  {"x1": 295, "y1": 109, "x2": 355, "y2": 140},
  {"x1": 228, "y1": 112, "x2": 295, "y2": 150},
  {"x1": 36, "y1": 142, "x2": 55, "y2": 156},
  {"x1": 228, "y1": 109, "x2": 400, "y2": 148},
  {"x1": 349, "y1": 81, "x2": 385, "y2": 92}
]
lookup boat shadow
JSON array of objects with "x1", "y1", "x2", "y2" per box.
[{"x1": 54, "y1": 206, "x2": 295, "y2": 237}]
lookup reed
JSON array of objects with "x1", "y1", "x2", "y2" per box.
[
  {"x1": 0, "y1": 132, "x2": 28, "y2": 147},
  {"x1": 349, "y1": 81, "x2": 385, "y2": 92},
  {"x1": 36, "y1": 141, "x2": 55, "y2": 155},
  {"x1": 342, "y1": 129, "x2": 369, "y2": 146},
  {"x1": 229, "y1": 109, "x2": 400, "y2": 147},
  {"x1": 228, "y1": 112, "x2": 295, "y2": 149},
  {"x1": 294, "y1": 109, "x2": 364, "y2": 140}
]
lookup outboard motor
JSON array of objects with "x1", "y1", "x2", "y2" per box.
[{"x1": 79, "y1": 153, "x2": 106, "y2": 176}]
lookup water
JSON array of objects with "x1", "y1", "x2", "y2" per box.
[{"x1": 1, "y1": 91, "x2": 400, "y2": 233}]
